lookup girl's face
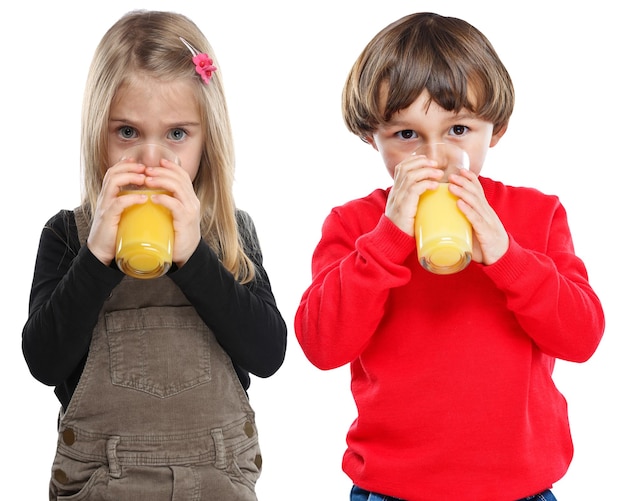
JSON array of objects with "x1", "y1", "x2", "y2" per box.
[
  {"x1": 366, "y1": 91, "x2": 506, "y2": 179},
  {"x1": 108, "y1": 74, "x2": 203, "y2": 180}
]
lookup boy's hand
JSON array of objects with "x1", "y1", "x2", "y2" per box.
[
  {"x1": 385, "y1": 154, "x2": 444, "y2": 236},
  {"x1": 448, "y1": 169, "x2": 509, "y2": 265}
]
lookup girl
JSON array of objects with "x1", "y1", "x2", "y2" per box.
[{"x1": 22, "y1": 10, "x2": 287, "y2": 501}]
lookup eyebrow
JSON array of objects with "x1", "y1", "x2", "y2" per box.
[
  {"x1": 166, "y1": 121, "x2": 202, "y2": 128},
  {"x1": 109, "y1": 117, "x2": 202, "y2": 128},
  {"x1": 450, "y1": 112, "x2": 478, "y2": 121},
  {"x1": 385, "y1": 111, "x2": 478, "y2": 128}
]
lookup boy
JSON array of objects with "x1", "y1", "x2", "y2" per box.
[{"x1": 294, "y1": 12, "x2": 604, "y2": 501}]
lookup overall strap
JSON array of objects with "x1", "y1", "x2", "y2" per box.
[{"x1": 73, "y1": 205, "x2": 91, "y2": 246}]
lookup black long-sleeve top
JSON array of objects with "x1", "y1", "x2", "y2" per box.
[{"x1": 22, "y1": 209, "x2": 287, "y2": 410}]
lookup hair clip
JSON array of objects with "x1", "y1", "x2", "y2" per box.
[{"x1": 179, "y1": 36, "x2": 217, "y2": 84}]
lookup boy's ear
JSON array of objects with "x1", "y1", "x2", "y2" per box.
[
  {"x1": 364, "y1": 135, "x2": 379, "y2": 151},
  {"x1": 489, "y1": 123, "x2": 508, "y2": 147}
]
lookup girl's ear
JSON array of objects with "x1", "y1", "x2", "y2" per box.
[{"x1": 489, "y1": 123, "x2": 508, "y2": 147}]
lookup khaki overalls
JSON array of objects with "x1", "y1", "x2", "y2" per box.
[{"x1": 49, "y1": 207, "x2": 262, "y2": 500}]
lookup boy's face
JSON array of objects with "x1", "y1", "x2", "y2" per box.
[{"x1": 366, "y1": 91, "x2": 506, "y2": 179}]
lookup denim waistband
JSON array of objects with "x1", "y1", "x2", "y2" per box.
[
  {"x1": 518, "y1": 489, "x2": 556, "y2": 501},
  {"x1": 351, "y1": 486, "x2": 555, "y2": 501}
]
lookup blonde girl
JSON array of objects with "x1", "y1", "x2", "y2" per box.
[{"x1": 23, "y1": 10, "x2": 286, "y2": 501}]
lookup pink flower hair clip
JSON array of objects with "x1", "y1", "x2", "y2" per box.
[{"x1": 179, "y1": 37, "x2": 217, "y2": 84}]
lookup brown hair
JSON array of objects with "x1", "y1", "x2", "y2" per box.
[
  {"x1": 81, "y1": 10, "x2": 255, "y2": 282},
  {"x1": 342, "y1": 12, "x2": 514, "y2": 139}
]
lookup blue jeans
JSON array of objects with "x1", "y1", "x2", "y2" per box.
[
  {"x1": 519, "y1": 490, "x2": 557, "y2": 501},
  {"x1": 350, "y1": 485, "x2": 557, "y2": 501},
  {"x1": 350, "y1": 485, "x2": 403, "y2": 501}
]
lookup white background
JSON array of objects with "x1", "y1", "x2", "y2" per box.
[{"x1": 1, "y1": 1, "x2": 622, "y2": 499}]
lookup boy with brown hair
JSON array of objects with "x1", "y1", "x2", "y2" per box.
[{"x1": 295, "y1": 12, "x2": 604, "y2": 501}]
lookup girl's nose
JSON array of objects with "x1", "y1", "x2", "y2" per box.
[
  {"x1": 121, "y1": 143, "x2": 178, "y2": 167},
  {"x1": 136, "y1": 143, "x2": 163, "y2": 167}
]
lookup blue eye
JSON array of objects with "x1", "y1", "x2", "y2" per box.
[
  {"x1": 118, "y1": 126, "x2": 137, "y2": 139},
  {"x1": 168, "y1": 128, "x2": 187, "y2": 141}
]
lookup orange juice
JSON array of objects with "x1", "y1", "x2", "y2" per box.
[
  {"x1": 115, "y1": 189, "x2": 173, "y2": 279},
  {"x1": 415, "y1": 183, "x2": 472, "y2": 274}
]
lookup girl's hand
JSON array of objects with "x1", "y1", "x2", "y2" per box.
[
  {"x1": 448, "y1": 169, "x2": 509, "y2": 265},
  {"x1": 385, "y1": 154, "x2": 444, "y2": 236},
  {"x1": 87, "y1": 159, "x2": 148, "y2": 265},
  {"x1": 142, "y1": 158, "x2": 201, "y2": 267}
]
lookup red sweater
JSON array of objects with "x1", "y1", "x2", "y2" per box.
[{"x1": 295, "y1": 177, "x2": 604, "y2": 501}]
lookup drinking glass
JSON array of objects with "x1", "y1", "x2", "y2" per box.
[
  {"x1": 414, "y1": 143, "x2": 472, "y2": 275},
  {"x1": 115, "y1": 144, "x2": 178, "y2": 279}
]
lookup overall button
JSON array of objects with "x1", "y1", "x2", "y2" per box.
[
  {"x1": 54, "y1": 469, "x2": 69, "y2": 484},
  {"x1": 62, "y1": 428, "x2": 76, "y2": 446},
  {"x1": 243, "y1": 421, "x2": 255, "y2": 438},
  {"x1": 254, "y1": 454, "x2": 263, "y2": 469}
]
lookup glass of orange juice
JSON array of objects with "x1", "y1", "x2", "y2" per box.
[
  {"x1": 115, "y1": 144, "x2": 178, "y2": 279},
  {"x1": 414, "y1": 143, "x2": 472, "y2": 275}
]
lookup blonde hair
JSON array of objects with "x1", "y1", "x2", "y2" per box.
[
  {"x1": 81, "y1": 10, "x2": 255, "y2": 283},
  {"x1": 343, "y1": 12, "x2": 514, "y2": 139}
]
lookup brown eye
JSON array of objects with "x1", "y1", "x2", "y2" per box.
[{"x1": 451, "y1": 125, "x2": 468, "y2": 136}]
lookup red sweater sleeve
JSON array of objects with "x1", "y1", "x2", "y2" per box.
[
  {"x1": 295, "y1": 190, "x2": 415, "y2": 369},
  {"x1": 482, "y1": 202, "x2": 604, "y2": 362}
]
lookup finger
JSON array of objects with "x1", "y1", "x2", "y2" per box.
[{"x1": 102, "y1": 161, "x2": 148, "y2": 191}]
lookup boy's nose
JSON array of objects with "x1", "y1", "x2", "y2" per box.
[{"x1": 421, "y1": 142, "x2": 446, "y2": 158}]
